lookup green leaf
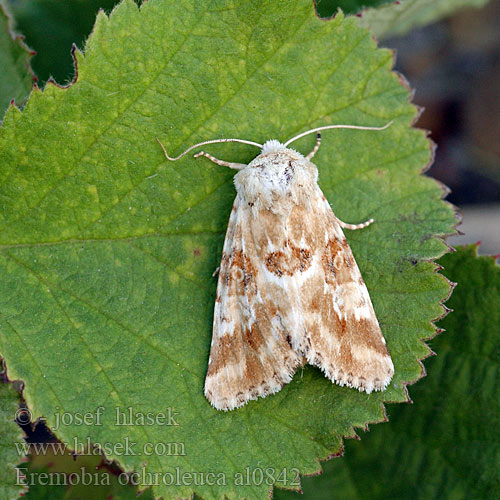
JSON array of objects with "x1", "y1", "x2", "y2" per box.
[
  {"x1": 357, "y1": 0, "x2": 490, "y2": 39},
  {"x1": 314, "y1": 0, "x2": 394, "y2": 18},
  {"x1": 5, "y1": 0, "x2": 135, "y2": 85},
  {"x1": 275, "y1": 245, "x2": 500, "y2": 500},
  {"x1": 0, "y1": 381, "x2": 27, "y2": 499},
  {"x1": 0, "y1": 0, "x2": 34, "y2": 114},
  {"x1": 0, "y1": 1, "x2": 456, "y2": 499}
]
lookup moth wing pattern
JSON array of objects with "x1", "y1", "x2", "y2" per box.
[
  {"x1": 297, "y1": 187, "x2": 394, "y2": 393},
  {"x1": 237, "y1": 184, "x2": 394, "y2": 396},
  {"x1": 204, "y1": 196, "x2": 303, "y2": 411},
  {"x1": 159, "y1": 122, "x2": 396, "y2": 411}
]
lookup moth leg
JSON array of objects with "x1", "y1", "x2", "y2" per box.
[
  {"x1": 194, "y1": 151, "x2": 246, "y2": 170},
  {"x1": 212, "y1": 266, "x2": 220, "y2": 277},
  {"x1": 336, "y1": 216, "x2": 374, "y2": 230},
  {"x1": 306, "y1": 133, "x2": 322, "y2": 160}
]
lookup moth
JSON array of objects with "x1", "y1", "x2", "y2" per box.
[{"x1": 157, "y1": 122, "x2": 394, "y2": 411}]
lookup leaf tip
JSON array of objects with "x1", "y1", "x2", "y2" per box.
[{"x1": 110, "y1": 0, "x2": 140, "y2": 20}]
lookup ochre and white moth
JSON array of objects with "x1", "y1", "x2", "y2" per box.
[{"x1": 158, "y1": 122, "x2": 394, "y2": 411}]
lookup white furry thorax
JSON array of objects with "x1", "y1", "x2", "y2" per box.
[{"x1": 233, "y1": 141, "x2": 319, "y2": 215}]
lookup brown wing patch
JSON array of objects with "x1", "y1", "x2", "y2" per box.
[
  {"x1": 205, "y1": 197, "x2": 302, "y2": 411},
  {"x1": 296, "y1": 188, "x2": 394, "y2": 393},
  {"x1": 221, "y1": 249, "x2": 257, "y2": 293},
  {"x1": 265, "y1": 240, "x2": 312, "y2": 277},
  {"x1": 321, "y1": 238, "x2": 354, "y2": 283}
]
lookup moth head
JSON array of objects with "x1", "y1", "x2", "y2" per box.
[
  {"x1": 260, "y1": 139, "x2": 286, "y2": 155},
  {"x1": 236, "y1": 143, "x2": 318, "y2": 213},
  {"x1": 253, "y1": 139, "x2": 307, "y2": 170},
  {"x1": 245, "y1": 141, "x2": 310, "y2": 185},
  {"x1": 156, "y1": 121, "x2": 392, "y2": 213}
]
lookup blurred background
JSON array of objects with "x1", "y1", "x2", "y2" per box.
[{"x1": 388, "y1": 0, "x2": 500, "y2": 254}]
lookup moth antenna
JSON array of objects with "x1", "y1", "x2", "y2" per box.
[
  {"x1": 284, "y1": 120, "x2": 393, "y2": 147},
  {"x1": 306, "y1": 133, "x2": 322, "y2": 160},
  {"x1": 156, "y1": 137, "x2": 263, "y2": 161}
]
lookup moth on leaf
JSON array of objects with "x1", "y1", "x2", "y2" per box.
[{"x1": 158, "y1": 122, "x2": 394, "y2": 411}]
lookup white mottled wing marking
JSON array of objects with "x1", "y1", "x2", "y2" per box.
[
  {"x1": 204, "y1": 195, "x2": 302, "y2": 411},
  {"x1": 296, "y1": 187, "x2": 394, "y2": 393},
  {"x1": 248, "y1": 186, "x2": 394, "y2": 394}
]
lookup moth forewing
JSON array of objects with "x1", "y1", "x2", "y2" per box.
[
  {"x1": 204, "y1": 197, "x2": 303, "y2": 411},
  {"x1": 301, "y1": 193, "x2": 394, "y2": 393}
]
